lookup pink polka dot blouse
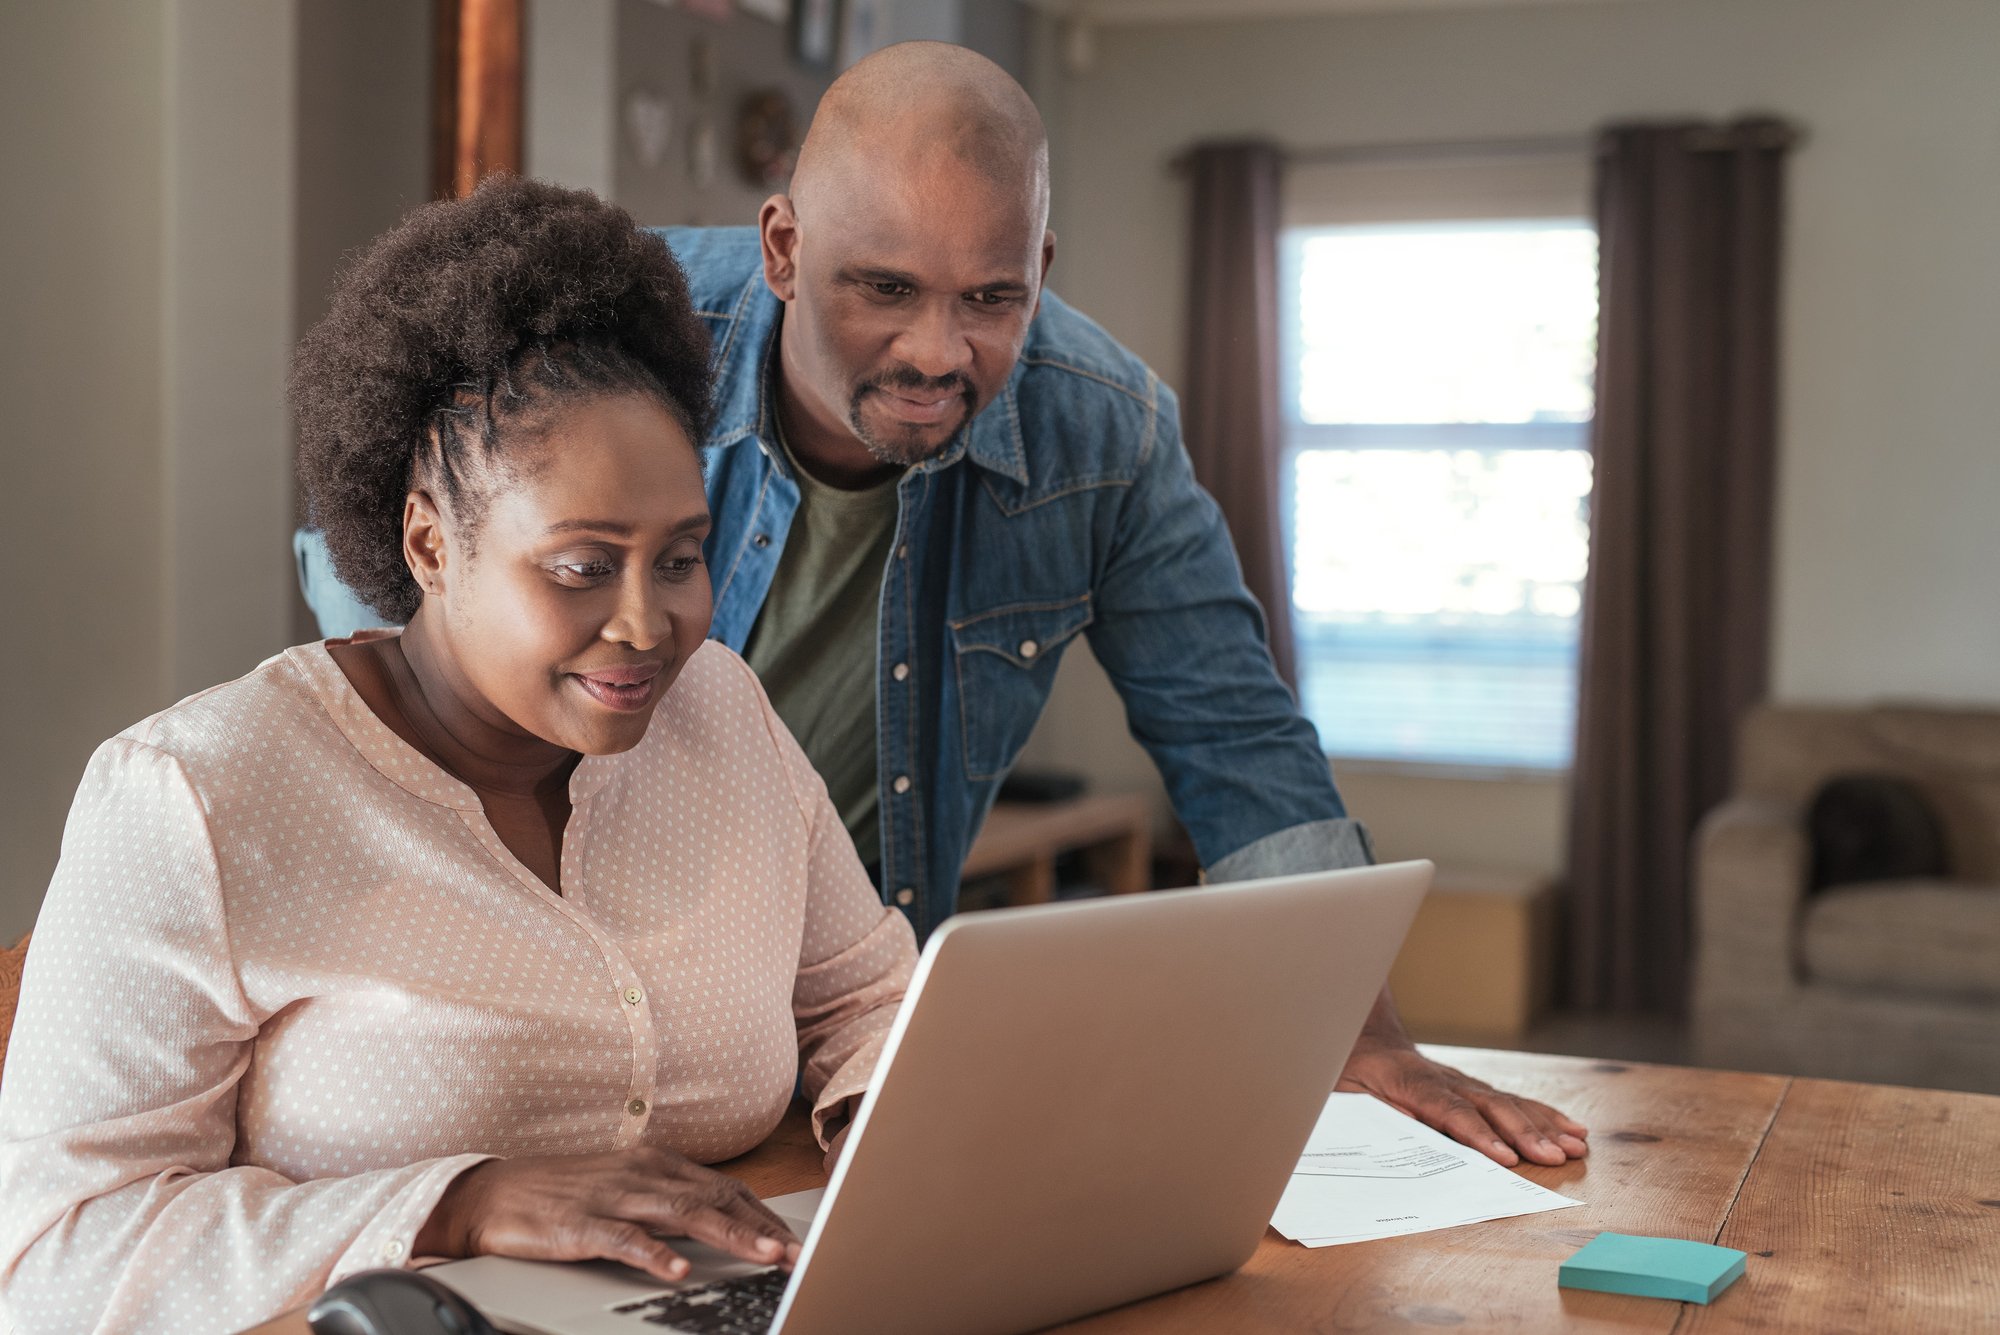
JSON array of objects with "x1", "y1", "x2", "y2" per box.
[{"x1": 0, "y1": 636, "x2": 916, "y2": 1334}]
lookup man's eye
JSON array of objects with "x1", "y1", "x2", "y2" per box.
[
  {"x1": 971, "y1": 291, "x2": 1018, "y2": 307},
  {"x1": 871, "y1": 281, "x2": 910, "y2": 297}
]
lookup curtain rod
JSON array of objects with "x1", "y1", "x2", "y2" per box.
[
  {"x1": 1168, "y1": 133, "x2": 1585, "y2": 173},
  {"x1": 1171, "y1": 121, "x2": 1800, "y2": 173},
  {"x1": 1286, "y1": 134, "x2": 1591, "y2": 166}
]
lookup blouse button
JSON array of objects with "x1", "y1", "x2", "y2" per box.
[
  {"x1": 623, "y1": 986, "x2": 644, "y2": 1006},
  {"x1": 628, "y1": 1098, "x2": 649, "y2": 1117},
  {"x1": 753, "y1": 533, "x2": 772, "y2": 548},
  {"x1": 378, "y1": 1242, "x2": 402, "y2": 1263}
]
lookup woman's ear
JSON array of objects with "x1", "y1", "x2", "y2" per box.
[{"x1": 403, "y1": 489, "x2": 449, "y2": 599}]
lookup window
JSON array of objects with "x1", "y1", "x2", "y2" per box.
[{"x1": 1279, "y1": 168, "x2": 1599, "y2": 771}]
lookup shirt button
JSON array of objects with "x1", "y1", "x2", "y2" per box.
[
  {"x1": 896, "y1": 544, "x2": 909, "y2": 560},
  {"x1": 892, "y1": 775, "x2": 912, "y2": 795},
  {"x1": 891, "y1": 662, "x2": 910, "y2": 682},
  {"x1": 753, "y1": 533, "x2": 772, "y2": 548},
  {"x1": 628, "y1": 1098, "x2": 649, "y2": 1117},
  {"x1": 1019, "y1": 639, "x2": 1040, "y2": 659},
  {"x1": 623, "y1": 986, "x2": 644, "y2": 1006},
  {"x1": 895, "y1": 887, "x2": 915, "y2": 907}
]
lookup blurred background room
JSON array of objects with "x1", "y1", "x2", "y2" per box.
[{"x1": 4, "y1": 0, "x2": 1998, "y2": 1089}]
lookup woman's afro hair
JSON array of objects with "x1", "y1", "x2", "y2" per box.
[{"x1": 292, "y1": 175, "x2": 714, "y2": 623}]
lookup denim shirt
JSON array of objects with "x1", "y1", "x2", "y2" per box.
[{"x1": 296, "y1": 226, "x2": 1371, "y2": 940}]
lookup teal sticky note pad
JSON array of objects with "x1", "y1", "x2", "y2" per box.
[{"x1": 1559, "y1": 1232, "x2": 1748, "y2": 1304}]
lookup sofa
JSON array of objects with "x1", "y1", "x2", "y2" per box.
[{"x1": 1691, "y1": 703, "x2": 2000, "y2": 1093}]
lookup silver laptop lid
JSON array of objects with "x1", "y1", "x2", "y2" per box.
[{"x1": 774, "y1": 860, "x2": 1430, "y2": 1335}]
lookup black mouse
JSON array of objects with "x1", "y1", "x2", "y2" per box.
[{"x1": 307, "y1": 1268, "x2": 500, "y2": 1335}]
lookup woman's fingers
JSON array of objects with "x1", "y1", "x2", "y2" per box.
[
  {"x1": 442, "y1": 1149, "x2": 803, "y2": 1276},
  {"x1": 617, "y1": 1180, "x2": 799, "y2": 1266},
  {"x1": 475, "y1": 1209, "x2": 695, "y2": 1283},
  {"x1": 711, "y1": 1176, "x2": 800, "y2": 1247},
  {"x1": 665, "y1": 1162, "x2": 802, "y2": 1253},
  {"x1": 589, "y1": 1218, "x2": 695, "y2": 1283}
]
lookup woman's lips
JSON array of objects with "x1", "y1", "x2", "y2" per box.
[{"x1": 571, "y1": 662, "x2": 663, "y2": 713}]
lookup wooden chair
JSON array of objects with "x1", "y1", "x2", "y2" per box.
[{"x1": 0, "y1": 933, "x2": 29, "y2": 1084}]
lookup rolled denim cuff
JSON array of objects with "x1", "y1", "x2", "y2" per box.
[{"x1": 1205, "y1": 817, "x2": 1376, "y2": 884}]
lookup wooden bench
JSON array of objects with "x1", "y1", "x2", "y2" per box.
[{"x1": 961, "y1": 794, "x2": 1153, "y2": 906}]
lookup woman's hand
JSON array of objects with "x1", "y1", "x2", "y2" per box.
[{"x1": 413, "y1": 1147, "x2": 802, "y2": 1283}]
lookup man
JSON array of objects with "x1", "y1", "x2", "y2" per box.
[{"x1": 298, "y1": 42, "x2": 1587, "y2": 1168}]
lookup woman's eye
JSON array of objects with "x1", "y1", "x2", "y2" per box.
[
  {"x1": 552, "y1": 559, "x2": 614, "y2": 583},
  {"x1": 659, "y1": 554, "x2": 706, "y2": 579}
]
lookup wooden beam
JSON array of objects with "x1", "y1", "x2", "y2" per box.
[{"x1": 433, "y1": 0, "x2": 522, "y2": 199}]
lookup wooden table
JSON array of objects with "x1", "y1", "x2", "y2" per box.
[
  {"x1": 959, "y1": 794, "x2": 1152, "y2": 906},
  {"x1": 245, "y1": 1047, "x2": 2000, "y2": 1333}
]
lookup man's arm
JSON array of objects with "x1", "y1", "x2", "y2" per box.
[{"x1": 1082, "y1": 380, "x2": 1587, "y2": 1167}]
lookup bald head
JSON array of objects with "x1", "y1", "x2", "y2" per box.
[
  {"x1": 759, "y1": 43, "x2": 1056, "y2": 482},
  {"x1": 791, "y1": 41, "x2": 1049, "y2": 229}
]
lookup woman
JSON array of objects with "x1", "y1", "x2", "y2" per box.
[{"x1": 0, "y1": 177, "x2": 917, "y2": 1334}]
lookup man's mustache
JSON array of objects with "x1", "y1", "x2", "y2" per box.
[{"x1": 862, "y1": 367, "x2": 973, "y2": 399}]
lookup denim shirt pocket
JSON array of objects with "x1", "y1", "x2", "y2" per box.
[{"x1": 948, "y1": 593, "x2": 1095, "y2": 781}]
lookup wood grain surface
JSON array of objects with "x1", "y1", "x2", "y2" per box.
[
  {"x1": 1047, "y1": 1047, "x2": 1788, "y2": 1333},
  {"x1": 1686, "y1": 1075, "x2": 2000, "y2": 1333},
  {"x1": 235, "y1": 1048, "x2": 2000, "y2": 1334}
]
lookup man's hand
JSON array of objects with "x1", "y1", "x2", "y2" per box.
[{"x1": 1336, "y1": 989, "x2": 1589, "y2": 1168}]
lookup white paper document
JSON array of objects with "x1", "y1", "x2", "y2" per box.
[{"x1": 1270, "y1": 1093, "x2": 1583, "y2": 1247}]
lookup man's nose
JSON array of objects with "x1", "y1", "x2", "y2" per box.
[{"x1": 895, "y1": 299, "x2": 974, "y2": 381}]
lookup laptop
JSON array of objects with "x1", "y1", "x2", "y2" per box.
[{"x1": 427, "y1": 860, "x2": 1432, "y2": 1334}]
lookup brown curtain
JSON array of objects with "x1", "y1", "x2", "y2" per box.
[
  {"x1": 1567, "y1": 118, "x2": 1796, "y2": 1013},
  {"x1": 1182, "y1": 140, "x2": 1297, "y2": 688}
]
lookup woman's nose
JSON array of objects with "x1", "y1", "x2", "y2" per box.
[{"x1": 603, "y1": 573, "x2": 669, "y2": 651}]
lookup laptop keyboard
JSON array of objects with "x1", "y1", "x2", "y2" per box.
[{"x1": 611, "y1": 1267, "x2": 788, "y2": 1332}]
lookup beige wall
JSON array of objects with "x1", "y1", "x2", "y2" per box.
[
  {"x1": 0, "y1": 2, "x2": 304, "y2": 940},
  {"x1": 0, "y1": 2, "x2": 171, "y2": 941},
  {"x1": 296, "y1": 1, "x2": 429, "y2": 345},
  {"x1": 1019, "y1": 0, "x2": 2000, "y2": 878},
  {"x1": 527, "y1": 0, "x2": 618, "y2": 197},
  {"x1": 164, "y1": 0, "x2": 298, "y2": 700}
]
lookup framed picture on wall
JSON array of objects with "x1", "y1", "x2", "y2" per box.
[{"x1": 790, "y1": 0, "x2": 838, "y2": 71}]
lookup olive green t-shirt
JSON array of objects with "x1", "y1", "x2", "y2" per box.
[{"x1": 741, "y1": 443, "x2": 900, "y2": 868}]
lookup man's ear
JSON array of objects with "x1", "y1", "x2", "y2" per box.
[
  {"x1": 403, "y1": 489, "x2": 449, "y2": 600},
  {"x1": 760, "y1": 195, "x2": 802, "y2": 302}
]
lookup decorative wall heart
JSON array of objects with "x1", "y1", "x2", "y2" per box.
[{"x1": 624, "y1": 88, "x2": 674, "y2": 170}]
